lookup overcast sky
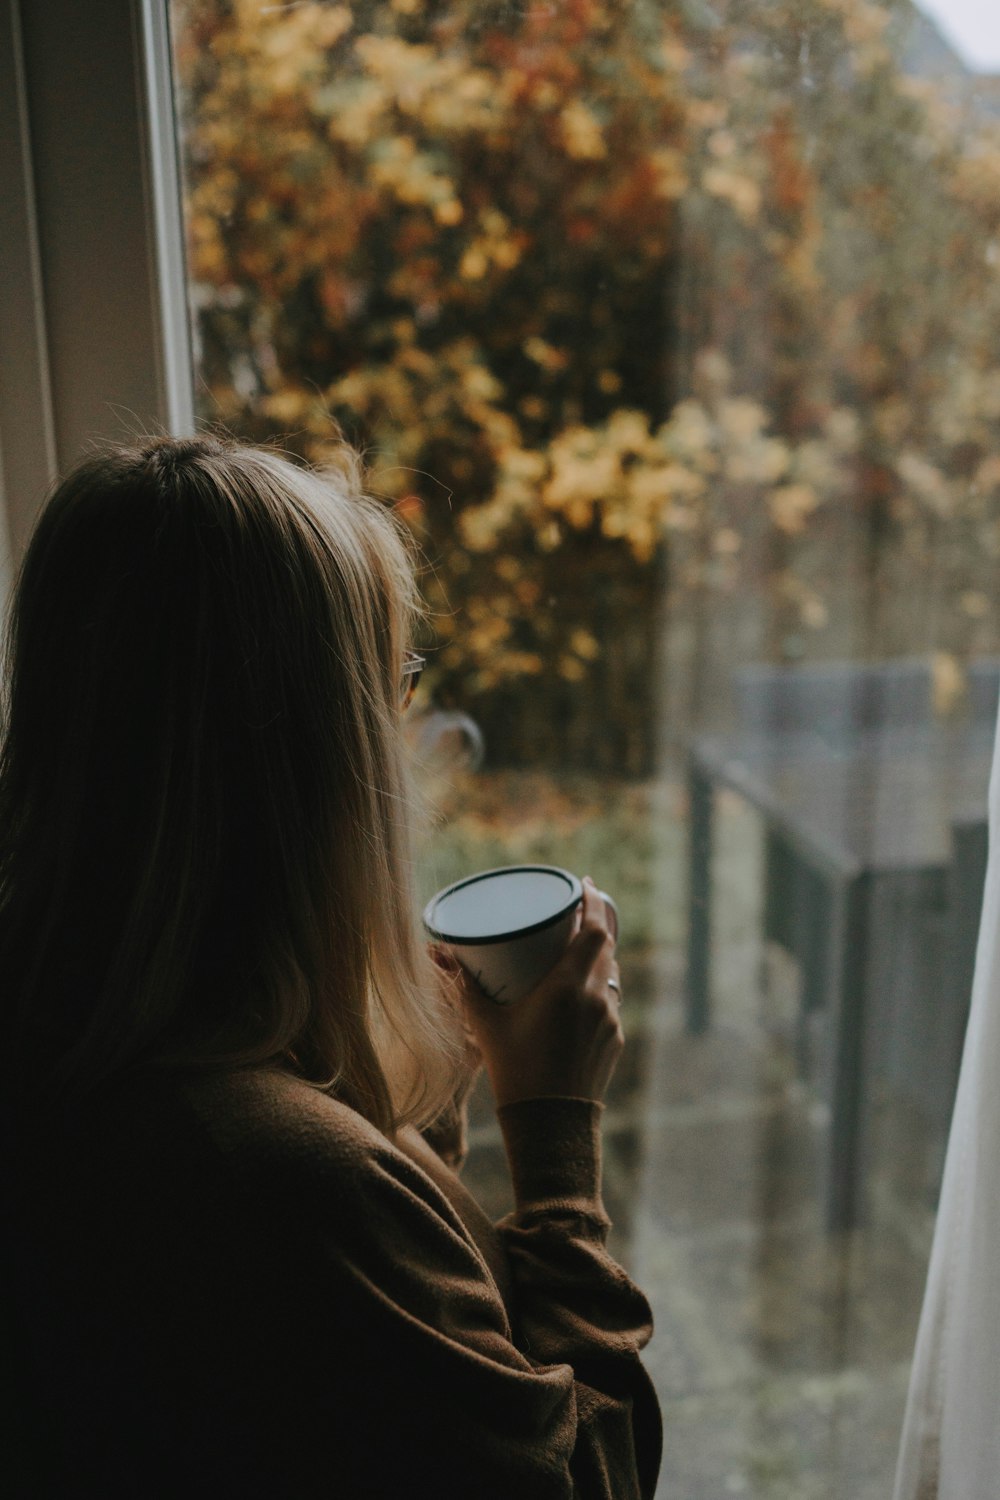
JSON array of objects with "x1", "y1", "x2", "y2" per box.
[{"x1": 916, "y1": 1, "x2": 1000, "y2": 72}]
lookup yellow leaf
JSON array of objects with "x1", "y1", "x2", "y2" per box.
[
  {"x1": 434, "y1": 199, "x2": 464, "y2": 226},
  {"x1": 769, "y1": 483, "x2": 819, "y2": 535},
  {"x1": 558, "y1": 656, "x2": 587, "y2": 682},
  {"x1": 559, "y1": 101, "x2": 606, "y2": 161},
  {"x1": 960, "y1": 592, "x2": 990, "y2": 619},
  {"x1": 569, "y1": 628, "x2": 601, "y2": 660},
  {"x1": 932, "y1": 652, "x2": 965, "y2": 717},
  {"x1": 703, "y1": 166, "x2": 762, "y2": 221}
]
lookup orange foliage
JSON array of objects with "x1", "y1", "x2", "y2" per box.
[{"x1": 172, "y1": 0, "x2": 1000, "y2": 761}]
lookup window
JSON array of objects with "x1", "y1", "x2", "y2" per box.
[
  {"x1": 166, "y1": 2, "x2": 1000, "y2": 1492},
  {"x1": 0, "y1": 0, "x2": 194, "y2": 561}
]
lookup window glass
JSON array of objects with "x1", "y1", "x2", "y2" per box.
[{"x1": 169, "y1": 2, "x2": 1000, "y2": 1491}]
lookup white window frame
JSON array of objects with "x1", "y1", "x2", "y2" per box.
[{"x1": 0, "y1": 0, "x2": 194, "y2": 576}]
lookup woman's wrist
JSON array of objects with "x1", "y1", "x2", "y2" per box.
[{"x1": 496, "y1": 1096, "x2": 606, "y2": 1214}]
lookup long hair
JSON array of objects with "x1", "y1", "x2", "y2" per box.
[{"x1": 0, "y1": 435, "x2": 464, "y2": 1133}]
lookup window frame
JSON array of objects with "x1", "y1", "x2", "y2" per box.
[{"x1": 0, "y1": 0, "x2": 194, "y2": 572}]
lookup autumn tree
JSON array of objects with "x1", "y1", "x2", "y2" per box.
[{"x1": 173, "y1": 0, "x2": 1000, "y2": 766}]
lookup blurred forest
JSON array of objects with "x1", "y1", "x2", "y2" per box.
[{"x1": 172, "y1": 0, "x2": 1000, "y2": 772}]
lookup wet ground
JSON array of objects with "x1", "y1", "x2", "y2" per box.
[{"x1": 459, "y1": 796, "x2": 941, "y2": 1499}]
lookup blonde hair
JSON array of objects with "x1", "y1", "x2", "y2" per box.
[{"x1": 0, "y1": 435, "x2": 464, "y2": 1133}]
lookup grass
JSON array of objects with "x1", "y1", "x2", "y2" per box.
[{"x1": 413, "y1": 768, "x2": 687, "y2": 954}]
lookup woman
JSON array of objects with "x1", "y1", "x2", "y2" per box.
[{"x1": 1, "y1": 436, "x2": 661, "y2": 1498}]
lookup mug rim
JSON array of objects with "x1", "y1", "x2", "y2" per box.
[{"x1": 423, "y1": 864, "x2": 583, "y2": 946}]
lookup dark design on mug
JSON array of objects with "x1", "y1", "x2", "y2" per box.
[{"x1": 473, "y1": 967, "x2": 511, "y2": 1007}]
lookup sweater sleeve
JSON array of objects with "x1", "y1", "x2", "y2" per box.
[
  {"x1": 496, "y1": 1096, "x2": 663, "y2": 1500},
  {"x1": 261, "y1": 1098, "x2": 660, "y2": 1500}
]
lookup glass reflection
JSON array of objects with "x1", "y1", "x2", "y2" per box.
[{"x1": 169, "y1": 2, "x2": 1000, "y2": 1491}]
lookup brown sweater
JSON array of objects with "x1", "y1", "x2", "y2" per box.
[{"x1": 4, "y1": 1065, "x2": 661, "y2": 1498}]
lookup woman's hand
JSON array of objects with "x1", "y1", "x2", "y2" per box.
[{"x1": 455, "y1": 878, "x2": 623, "y2": 1108}]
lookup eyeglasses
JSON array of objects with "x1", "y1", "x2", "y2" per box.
[{"x1": 401, "y1": 651, "x2": 426, "y2": 709}]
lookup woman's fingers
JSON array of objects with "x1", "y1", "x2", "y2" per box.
[
  {"x1": 458, "y1": 875, "x2": 622, "y2": 1105},
  {"x1": 543, "y1": 877, "x2": 614, "y2": 990}
]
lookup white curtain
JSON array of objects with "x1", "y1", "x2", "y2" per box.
[{"x1": 894, "y1": 716, "x2": 1000, "y2": 1498}]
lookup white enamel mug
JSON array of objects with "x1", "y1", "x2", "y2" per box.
[{"x1": 423, "y1": 864, "x2": 618, "y2": 1006}]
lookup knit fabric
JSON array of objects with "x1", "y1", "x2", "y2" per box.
[{"x1": 5, "y1": 1064, "x2": 661, "y2": 1498}]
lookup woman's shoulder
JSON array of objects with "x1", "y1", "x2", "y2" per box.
[
  {"x1": 13, "y1": 1063, "x2": 407, "y2": 1214},
  {"x1": 118, "y1": 1063, "x2": 403, "y2": 1183},
  {"x1": 172, "y1": 1063, "x2": 386, "y2": 1158},
  {"x1": 11, "y1": 1063, "x2": 485, "y2": 1285},
  {"x1": 106, "y1": 1064, "x2": 469, "y2": 1232}
]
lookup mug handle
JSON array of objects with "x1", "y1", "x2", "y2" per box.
[
  {"x1": 596, "y1": 890, "x2": 619, "y2": 941},
  {"x1": 574, "y1": 888, "x2": 619, "y2": 941}
]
